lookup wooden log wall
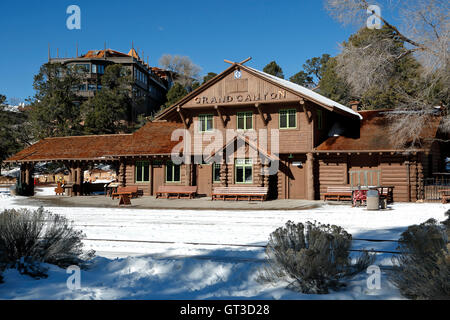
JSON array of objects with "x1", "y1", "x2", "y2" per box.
[
  {"x1": 317, "y1": 153, "x2": 425, "y2": 202},
  {"x1": 124, "y1": 158, "x2": 188, "y2": 196},
  {"x1": 318, "y1": 155, "x2": 348, "y2": 199}
]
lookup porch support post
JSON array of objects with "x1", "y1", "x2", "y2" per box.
[
  {"x1": 150, "y1": 163, "x2": 154, "y2": 196},
  {"x1": 262, "y1": 161, "x2": 270, "y2": 188},
  {"x1": 344, "y1": 154, "x2": 349, "y2": 185},
  {"x1": 119, "y1": 159, "x2": 126, "y2": 187},
  {"x1": 76, "y1": 164, "x2": 82, "y2": 196},
  {"x1": 26, "y1": 163, "x2": 35, "y2": 189},
  {"x1": 70, "y1": 167, "x2": 76, "y2": 184},
  {"x1": 72, "y1": 163, "x2": 78, "y2": 196},
  {"x1": 66, "y1": 162, "x2": 73, "y2": 183},
  {"x1": 19, "y1": 163, "x2": 24, "y2": 184},
  {"x1": 25, "y1": 164, "x2": 30, "y2": 186},
  {"x1": 406, "y1": 159, "x2": 411, "y2": 202},
  {"x1": 185, "y1": 163, "x2": 191, "y2": 186},
  {"x1": 220, "y1": 159, "x2": 228, "y2": 187},
  {"x1": 306, "y1": 152, "x2": 315, "y2": 200}
]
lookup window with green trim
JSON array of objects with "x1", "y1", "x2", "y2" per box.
[
  {"x1": 279, "y1": 109, "x2": 296, "y2": 129},
  {"x1": 213, "y1": 164, "x2": 221, "y2": 183},
  {"x1": 135, "y1": 161, "x2": 150, "y2": 183},
  {"x1": 199, "y1": 114, "x2": 214, "y2": 132},
  {"x1": 166, "y1": 161, "x2": 181, "y2": 183},
  {"x1": 235, "y1": 159, "x2": 253, "y2": 184},
  {"x1": 317, "y1": 109, "x2": 323, "y2": 130},
  {"x1": 237, "y1": 112, "x2": 253, "y2": 130}
]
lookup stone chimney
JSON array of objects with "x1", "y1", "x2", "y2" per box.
[{"x1": 349, "y1": 100, "x2": 361, "y2": 112}]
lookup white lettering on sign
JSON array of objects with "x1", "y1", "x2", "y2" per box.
[{"x1": 194, "y1": 91, "x2": 287, "y2": 105}]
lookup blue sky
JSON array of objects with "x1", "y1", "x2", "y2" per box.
[{"x1": 0, "y1": 0, "x2": 365, "y2": 103}]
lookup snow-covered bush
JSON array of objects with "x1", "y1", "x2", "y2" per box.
[
  {"x1": 391, "y1": 218, "x2": 449, "y2": 300},
  {"x1": 444, "y1": 209, "x2": 450, "y2": 237},
  {"x1": 259, "y1": 220, "x2": 375, "y2": 294},
  {"x1": 0, "y1": 207, "x2": 94, "y2": 278}
]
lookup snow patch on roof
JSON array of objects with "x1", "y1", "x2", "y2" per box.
[{"x1": 246, "y1": 66, "x2": 363, "y2": 120}]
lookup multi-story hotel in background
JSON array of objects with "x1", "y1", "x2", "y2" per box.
[{"x1": 49, "y1": 47, "x2": 173, "y2": 120}]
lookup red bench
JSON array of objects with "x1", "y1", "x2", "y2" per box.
[
  {"x1": 156, "y1": 186, "x2": 198, "y2": 199},
  {"x1": 439, "y1": 190, "x2": 450, "y2": 204},
  {"x1": 212, "y1": 186, "x2": 268, "y2": 201}
]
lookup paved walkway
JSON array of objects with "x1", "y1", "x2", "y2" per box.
[{"x1": 19, "y1": 195, "x2": 324, "y2": 211}]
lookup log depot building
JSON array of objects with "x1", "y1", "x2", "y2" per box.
[{"x1": 7, "y1": 61, "x2": 448, "y2": 202}]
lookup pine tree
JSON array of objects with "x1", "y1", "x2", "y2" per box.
[
  {"x1": 28, "y1": 63, "x2": 84, "y2": 139},
  {"x1": 202, "y1": 72, "x2": 217, "y2": 84},
  {"x1": 263, "y1": 61, "x2": 284, "y2": 79},
  {"x1": 81, "y1": 65, "x2": 132, "y2": 134},
  {"x1": 163, "y1": 83, "x2": 188, "y2": 108},
  {"x1": 319, "y1": 26, "x2": 422, "y2": 109},
  {"x1": 318, "y1": 58, "x2": 352, "y2": 105},
  {"x1": 289, "y1": 71, "x2": 314, "y2": 87},
  {"x1": 0, "y1": 95, "x2": 29, "y2": 174}
]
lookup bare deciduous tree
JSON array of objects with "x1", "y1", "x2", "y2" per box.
[
  {"x1": 324, "y1": 0, "x2": 449, "y2": 148},
  {"x1": 159, "y1": 54, "x2": 201, "y2": 89}
]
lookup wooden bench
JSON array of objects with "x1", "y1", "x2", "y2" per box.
[
  {"x1": 156, "y1": 186, "x2": 198, "y2": 199},
  {"x1": 323, "y1": 186, "x2": 353, "y2": 201},
  {"x1": 112, "y1": 186, "x2": 139, "y2": 200},
  {"x1": 439, "y1": 190, "x2": 450, "y2": 204},
  {"x1": 212, "y1": 186, "x2": 268, "y2": 201}
]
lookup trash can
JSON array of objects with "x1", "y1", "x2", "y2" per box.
[
  {"x1": 379, "y1": 197, "x2": 387, "y2": 209},
  {"x1": 366, "y1": 189, "x2": 379, "y2": 210}
]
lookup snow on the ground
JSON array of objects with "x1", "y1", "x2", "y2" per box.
[
  {"x1": 1, "y1": 167, "x2": 20, "y2": 178},
  {"x1": 34, "y1": 186, "x2": 56, "y2": 196},
  {"x1": 0, "y1": 194, "x2": 448, "y2": 300},
  {"x1": 0, "y1": 255, "x2": 400, "y2": 300}
]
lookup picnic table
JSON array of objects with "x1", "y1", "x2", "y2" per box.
[
  {"x1": 112, "y1": 186, "x2": 139, "y2": 206},
  {"x1": 439, "y1": 189, "x2": 450, "y2": 204},
  {"x1": 118, "y1": 193, "x2": 132, "y2": 206},
  {"x1": 352, "y1": 186, "x2": 394, "y2": 207}
]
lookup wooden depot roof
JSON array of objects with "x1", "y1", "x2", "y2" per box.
[
  {"x1": 6, "y1": 134, "x2": 131, "y2": 162},
  {"x1": 6, "y1": 122, "x2": 184, "y2": 163},
  {"x1": 111, "y1": 121, "x2": 185, "y2": 157},
  {"x1": 315, "y1": 110, "x2": 442, "y2": 152}
]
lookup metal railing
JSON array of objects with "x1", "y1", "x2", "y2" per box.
[{"x1": 422, "y1": 177, "x2": 450, "y2": 201}]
